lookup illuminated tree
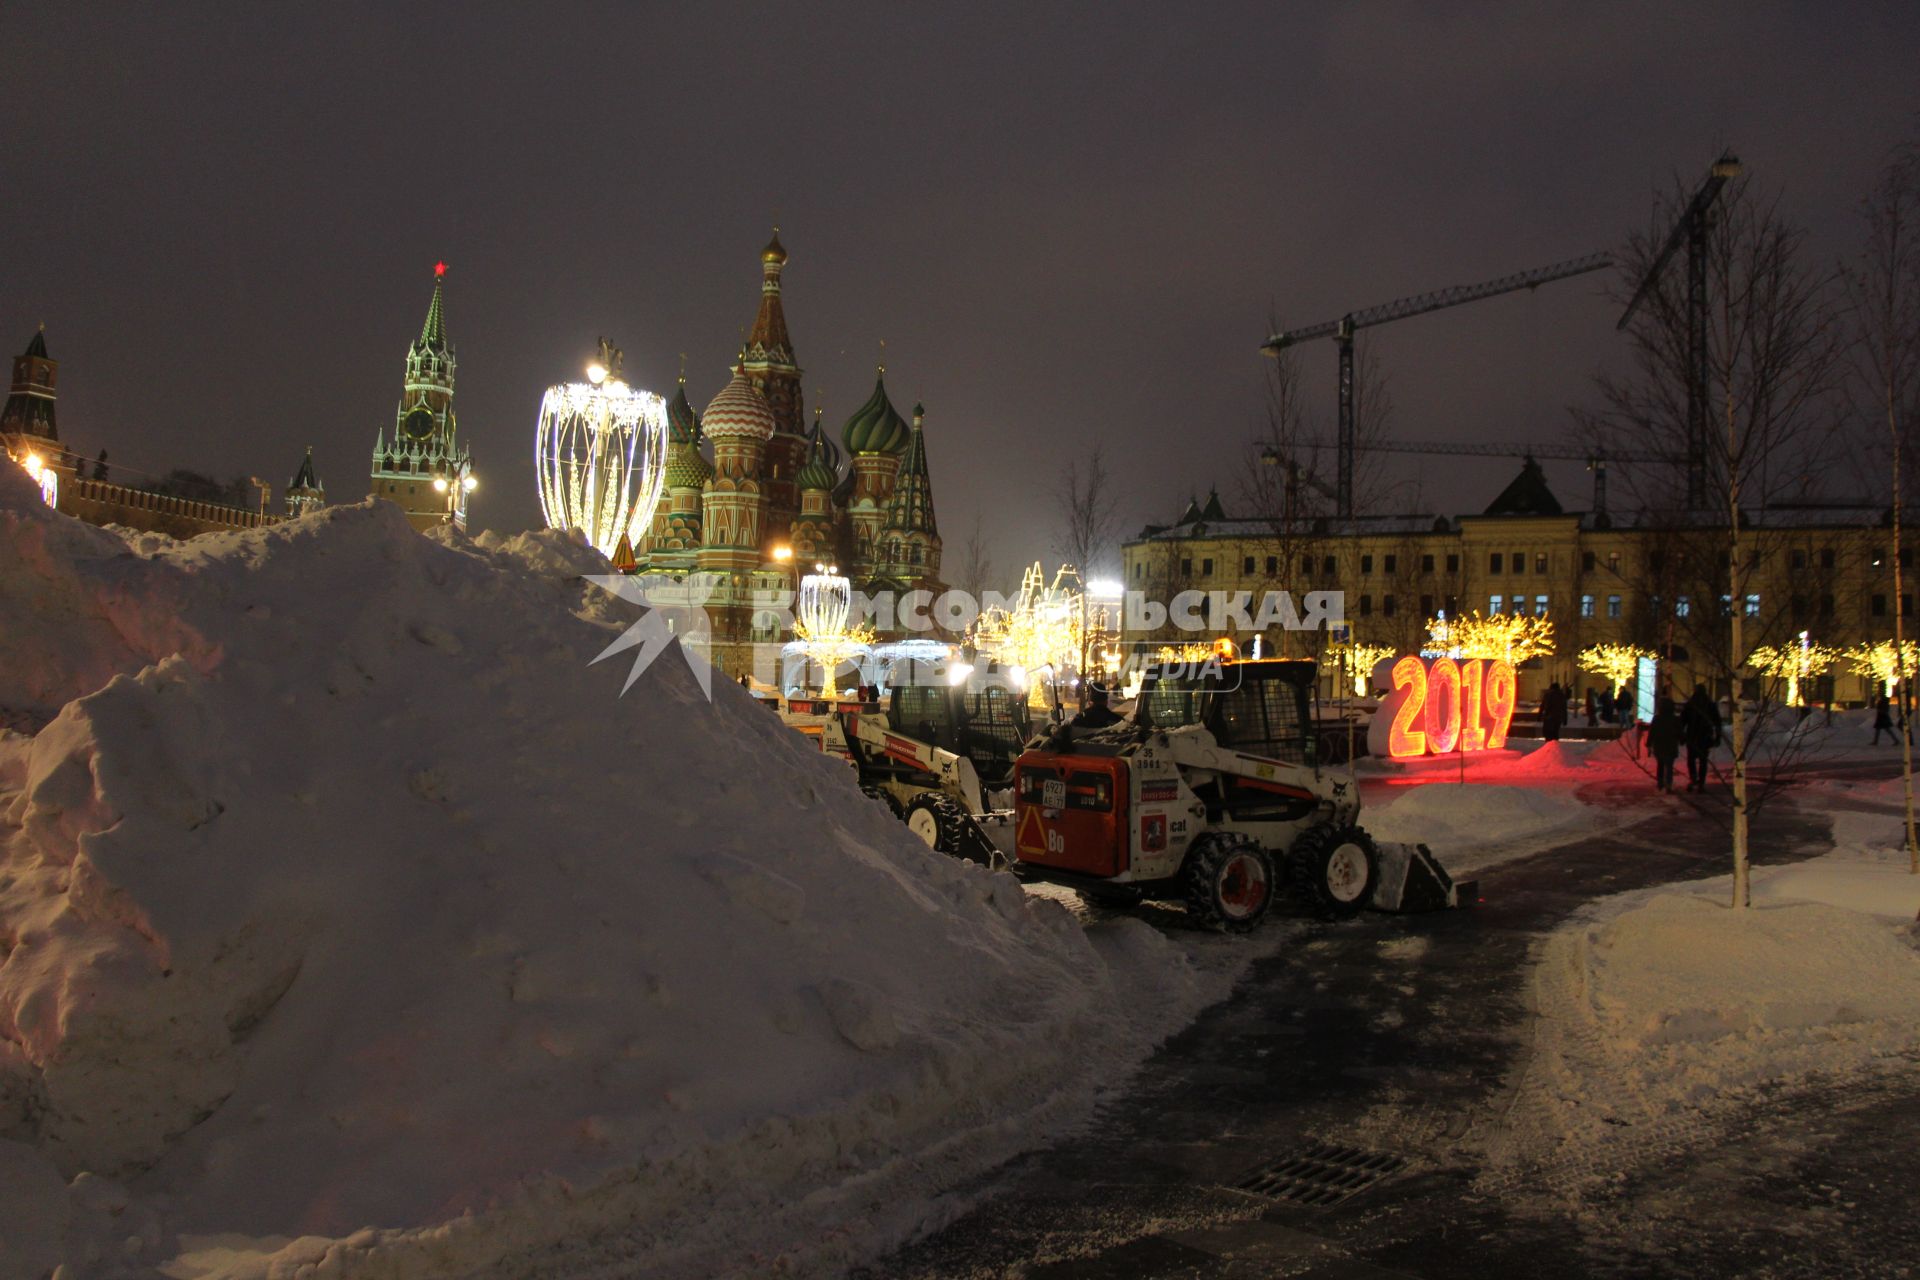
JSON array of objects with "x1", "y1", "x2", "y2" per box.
[
  {"x1": 1745, "y1": 640, "x2": 1840, "y2": 706},
  {"x1": 791, "y1": 569, "x2": 873, "y2": 695},
  {"x1": 1845, "y1": 639, "x2": 1920, "y2": 696},
  {"x1": 1578, "y1": 643, "x2": 1655, "y2": 695},
  {"x1": 534, "y1": 355, "x2": 669, "y2": 559},
  {"x1": 1426, "y1": 610, "x2": 1554, "y2": 665},
  {"x1": 970, "y1": 562, "x2": 1086, "y2": 702},
  {"x1": 1326, "y1": 640, "x2": 1395, "y2": 695}
]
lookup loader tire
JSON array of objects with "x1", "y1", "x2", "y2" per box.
[
  {"x1": 904, "y1": 793, "x2": 1000, "y2": 866},
  {"x1": 1181, "y1": 833, "x2": 1276, "y2": 932},
  {"x1": 1288, "y1": 823, "x2": 1379, "y2": 921},
  {"x1": 861, "y1": 784, "x2": 904, "y2": 819}
]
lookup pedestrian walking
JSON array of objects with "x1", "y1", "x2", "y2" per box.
[
  {"x1": 1542, "y1": 681, "x2": 1566, "y2": 741},
  {"x1": 1874, "y1": 693, "x2": 1896, "y2": 745},
  {"x1": 1682, "y1": 683, "x2": 1722, "y2": 792},
  {"x1": 1585, "y1": 686, "x2": 1598, "y2": 727},
  {"x1": 1614, "y1": 684, "x2": 1633, "y2": 726},
  {"x1": 1647, "y1": 697, "x2": 1682, "y2": 792}
]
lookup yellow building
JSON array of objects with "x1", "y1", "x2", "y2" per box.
[{"x1": 1122, "y1": 460, "x2": 1904, "y2": 707}]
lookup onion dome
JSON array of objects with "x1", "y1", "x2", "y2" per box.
[
  {"x1": 761, "y1": 228, "x2": 788, "y2": 266},
  {"x1": 700, "y1": 365, "x2": 775, "y2": 441},
  {"x1": 665, "y1": 445, "x2": 713, "y2": 489},
  {"x1": 667, "y1": 379, "x2": 699, "y2": 446},
  {"x1": 841, "y1": 369, "x2": 910, "y2": 455},
  {"x1": 796, "y1": 416, "x2": 841, "y2": 491}
]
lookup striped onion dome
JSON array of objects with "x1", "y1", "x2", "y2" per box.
[
  {"x1": 700, "y1": 365, "x2": 776, "y2": 441},
  {"x1": 841, "y1": 370, "x2": 910, "y2": 455}
]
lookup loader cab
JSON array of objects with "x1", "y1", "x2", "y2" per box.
[
  {"x1": 884, "y1": 658, "x2": 1034, "y2": 786},
  {"x1": 1136, "y1": 659, "x2": 1318, "y2": 767}
]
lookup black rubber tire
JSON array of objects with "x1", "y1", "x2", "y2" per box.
[
  {"x1": 861, "y1": 784, "x2": 904, "y2": 819},
  {"x1": 1181, "y1": 833, "x2": 1277, "y2": 932},
  {"x1": 1288, "y1": 823, "x2": 1379, "y2": 921},
  {"x1": 903, "y1": 792, "x2": 999, "y2": 866}
]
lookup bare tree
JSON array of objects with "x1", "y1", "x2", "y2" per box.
[
  {"x1": 1847, "y1": 138, "x2": 1920, "y2": 872},
  {"x1": 950, "y1": 510, "x2": 996, "y2": 603},
  {"x1": 1588, "y1": 174, "x2": 1847, "y2": 908},
  {"x1": 1239, "y1": 341, "x2": 1397, "y2": 657},
  {"x1": 1052, "y1": 443, "x2": 1125, "y2": 689}
]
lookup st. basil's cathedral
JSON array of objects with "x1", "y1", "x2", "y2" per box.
[{"x1": 634, "y1": 231, "x2": 945, "y2": 674}]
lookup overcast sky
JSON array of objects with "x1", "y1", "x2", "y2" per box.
[{"x1": 5, "y1": 2, "x2": 1915, "y2": 585}]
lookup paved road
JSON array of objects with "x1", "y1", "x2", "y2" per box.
[{"x1": 861, "y1": 773, "x2": 1919, "y2": 1278}]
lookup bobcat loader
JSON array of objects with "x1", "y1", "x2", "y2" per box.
[{"x1": 1009, "y1": 658, "x2": 1469, "y2": 931}]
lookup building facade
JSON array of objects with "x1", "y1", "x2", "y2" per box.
[
  {"x1": 635, "y1": 233, "x2": 945, "y2": 677},
  {"x1": 368, "y1": 263, "x2": 474, "y2": 532},
  {"x1": 1124, "y1": 459, "x2": 1904, "y2": 706}
]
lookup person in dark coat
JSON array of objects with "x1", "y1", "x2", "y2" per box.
[
  {"x1": 1681, "y1": 683, "x2": 1722, "y2": 792},
  {"x1": 1614, "y1": 685, "x2": 1633, "y2": 726},
  {"x1": 1585, "y1": 686, "x2": 1599, "y2": 727},
  {"x1": 1541, "y1": 681, "x2": 1566, "y2": 741},
  {"x1": 1646, "y1": 697, "x2": 1682, "y2": 792},
  {"x1": 1874, "y1": 693, "x2": 1896, "y2": 745},
  {"x1": 1071, "y1": 683, "x2": 1122, "y2": 730}
]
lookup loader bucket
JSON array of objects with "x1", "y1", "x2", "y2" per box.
[{"x1": 1369, "y1": 842, "x2": 1476, "y2": 912}]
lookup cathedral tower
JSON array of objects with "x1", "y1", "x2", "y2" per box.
[
  {"x1": 369, "y1": 263, "x2": 476, "y2": 531},
  {"x1": 1, "y1": 327, "x2": 59, "y2": 457},
  {"x1": 286, "y1": 446, "x2": 325, "y2": 517},
  {"x1": 741, "y1": 230, "x2": 808, "y2": 538}
]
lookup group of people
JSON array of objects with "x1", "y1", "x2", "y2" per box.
[{"x1": 1644, "y1": 685, "x2": 1725, "y2": 793}]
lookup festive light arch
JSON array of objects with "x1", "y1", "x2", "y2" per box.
[{"x1": 534, "y1": 379, "x2": 669, "y2": 559}]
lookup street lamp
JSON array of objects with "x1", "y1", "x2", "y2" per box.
[{"x1": 432, "y1": 461, "x2": 477, "y2": 527}]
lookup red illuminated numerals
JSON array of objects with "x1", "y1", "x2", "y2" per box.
[
  {"x1": 1483, "y1": 660, "x2": 1517, "y2": 749},
  {"x1": 1386, "y1": 655, "x2": 1428, "y2": 759},
  {"x1": 1459, "y1": 658, "x2": 1488, "y2": 752},
  {"x1": 1425, "y1": 656, "x2": 1462, "y2": 754}
]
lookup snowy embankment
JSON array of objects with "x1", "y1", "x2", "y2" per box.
[
  {"x1": 1361, "y1": 741, "x2": 1625, "y2": 875},
  {"x1": 0, "y1": 465, "x2": 1227, "y2": 1280},
  {"x1": 1483, "y1": 811, "x2": 1920, "y2": 1199}
]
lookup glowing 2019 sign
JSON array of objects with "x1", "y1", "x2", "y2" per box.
[{"x1": 1366, "y1": 655, "x2": 1517, "y2": 759}]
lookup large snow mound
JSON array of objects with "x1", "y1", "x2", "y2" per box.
[
  {"x1": 1484, "y1": 878, "x2": 1920, "y2": 1199},
  {"x1": 0, "y1": 465, "x2": 1214, "y2": 1278}
]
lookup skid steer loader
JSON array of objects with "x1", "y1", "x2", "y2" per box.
[
  {"x1": 1009, "y1": 658, "x2": 1469, "y2": 931},
  {"x1": 804, "y1": 658, "x2": 1033, "y2": 864}
]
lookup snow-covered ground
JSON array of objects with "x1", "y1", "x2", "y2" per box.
[
  {"x1": 0, "y1": 465, "x2": 1243, "y2": 1280},
  {"x1": 1481, "y1": 808, "x2": 1920, "y2": 1201}
]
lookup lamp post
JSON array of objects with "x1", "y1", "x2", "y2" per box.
[{"x1": 432, "y1": 459, "x2": 477, "y2": 528}]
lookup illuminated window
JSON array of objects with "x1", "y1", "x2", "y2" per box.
[
  {"x1": 1580, "y1": 594, "x2": 1595, "y2": 618},
  {"x1": 1607, "y1": 594, "x2": 1622, "y2": 618},
  {"x1": 1489, "y1": 594, "x2": 1504, "y2": 614},
  {"x1": 1534, "y1": 595, "x2": 1549, "y2": 616},
  {"x1": 1676, "y1": 596, "x2": 1690, "y2": 617},
  {"x1": 1744, "y1": 594, "x2": 1760, "y2": 617}
]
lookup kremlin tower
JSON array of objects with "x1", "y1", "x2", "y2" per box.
[{"x1": 369, "y1": 264, "x2": 476, "y2": 532}]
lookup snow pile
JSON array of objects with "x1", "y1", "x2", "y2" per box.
[
  {"x1": 1749, "y1": 811, "x2": 1920, "y2": 920},
  {"x1": 0, "y1": 464, "x2": 1218, "y2": 1279},
  {"x1": 1487, "y1": 879, "x2": 1920, "y2": 1197},
  {"x1": 1365, "y1": 782, "x2": 1592, "y2": 872}
]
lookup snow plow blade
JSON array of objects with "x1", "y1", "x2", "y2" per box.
[{"x1": 1369, "y1": 842, "x2": 1475, "y2": 912}]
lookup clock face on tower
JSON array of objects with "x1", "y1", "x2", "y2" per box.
[{"x1": 404, "y1": 406, "x2": 436, "y2": 442}]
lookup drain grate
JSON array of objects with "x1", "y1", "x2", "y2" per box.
[{"x1": 1232, "y1": 1142, "x2": 1406, "y2": 1207}]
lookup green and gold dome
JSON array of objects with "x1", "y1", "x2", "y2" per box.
[{"x1": 840, "y1": 370, "x2": 910, "y2": 456}]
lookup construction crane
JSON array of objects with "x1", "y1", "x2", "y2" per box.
[
  {"x1": 1617, "y1": 150, "x2": 1742, "y2": 509},
  {"x1": 1262, "y1": 251, "x2": 1614, "y2": 520}
]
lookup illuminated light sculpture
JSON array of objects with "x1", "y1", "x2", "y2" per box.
[
  {"x1": 1326, "y1": 640, "x2": 1395, "y2": 695},
  {"x1": 1577, "y1": 643, "x2": 1655, "y2": 695},
  {"x1": 791, "y1": 565, "x2": 874, "y2": 695},
  {"x1": 534, "y1": 348, "x2": 669, "y2": 560},
  {"x1": 1846, "y1": 639, "x2": 1920, "y2": 697},
  {"x1": 969, "y1": 562, "x2": 1085, "y2": 703},
  {"x1": 1370, "y1": 653, "x2": 1517, "y2": 759},
  {"x1": 1747, "y1": 636, "x2": 1839, "y2": 706}
]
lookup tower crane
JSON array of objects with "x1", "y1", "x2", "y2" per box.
[
  {"x1": 1616, "y1": 150, "x2": 1742, "y2": 509},
  {"x1": 1262, "y1": 252, "x2": 1614, "y2": 520}
]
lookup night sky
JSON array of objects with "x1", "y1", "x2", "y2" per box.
[{"x1": 6, "y1": 3, "x2": 1916, "y2": 583}]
